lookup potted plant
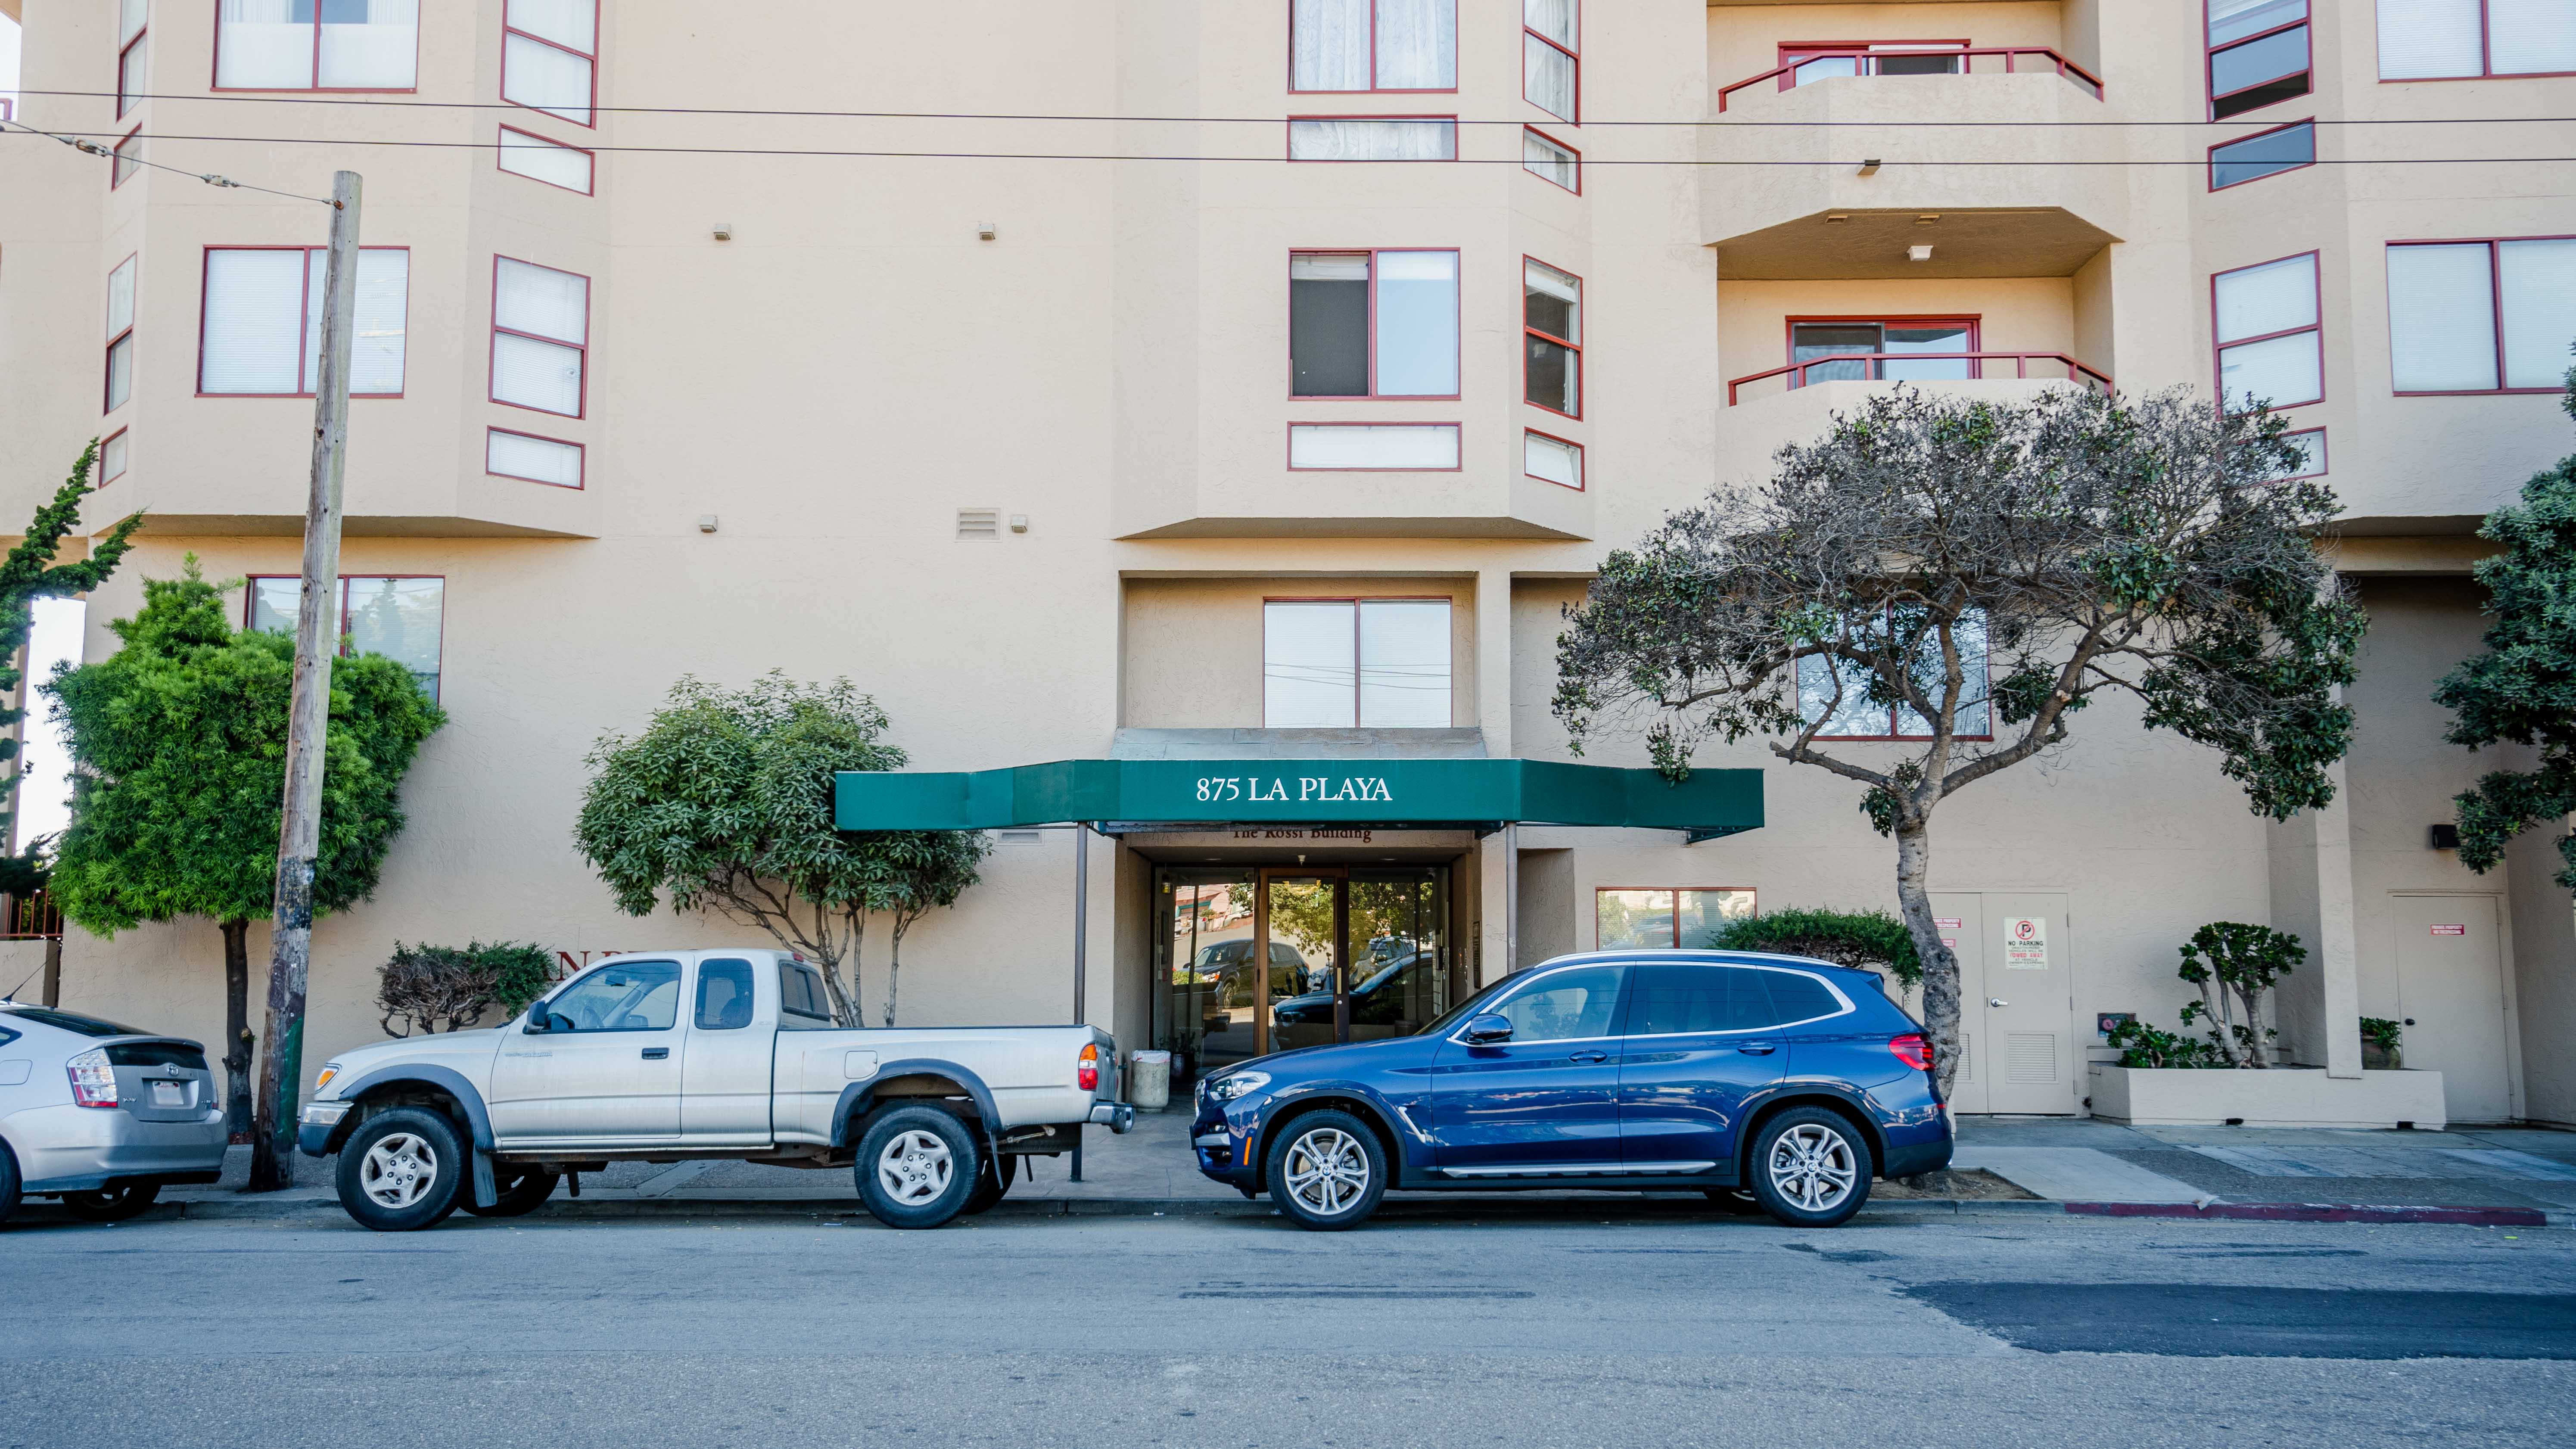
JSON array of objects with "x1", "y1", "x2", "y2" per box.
[{"x1": 2361, "y1": 1017, "x2": 2404, "y2": 1071}]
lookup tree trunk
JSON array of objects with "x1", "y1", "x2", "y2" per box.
[
  {"x1": 883, "y1": 915, "x2": 912, "y2": 1028},
  {"x1": 221, "y1": 917, "x2": 253, "y2": 1143},
  {"x1": 1892, "y1": 822, "x2": 1963, "y2": 1104},
  {"x1": 819, "y1": 911, "x2": 866, "y2": 1029},
  {"x1": 2238, "y1": 980, "x2": 2269, "y2": 1069}
]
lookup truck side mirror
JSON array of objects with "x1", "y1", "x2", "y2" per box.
[{"x1": 524, "y1": 1007, "x2": 552, "y2": 1034}]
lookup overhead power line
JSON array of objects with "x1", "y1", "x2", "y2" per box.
[
  {"x1": 0, "y1": 116, "x2": 336, "y2": 205},
  {"x1": 14, "y1": 87, "x2": 2576, "y2": 129}
]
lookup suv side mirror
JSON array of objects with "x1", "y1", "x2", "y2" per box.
[{"x1": 1462, "y1": 1013, "x2": 1514, "y2": 1045}]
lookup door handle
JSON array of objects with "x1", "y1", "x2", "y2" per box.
[
  {"x1": 641, "y1": 1047, "x2": 669, "y2": 1060},
  {"x1": 1736, "y1": 1042, "x2": 1778, "y2": 1056},
  {"x1": 1988, "y1": 998, "x2": 2008, "y2": 1008},
  {"x1": 1568, "y1": 1050, "x2": 1609, "y2": 1064}
]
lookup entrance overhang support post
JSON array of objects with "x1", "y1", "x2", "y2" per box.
[
  {"x1": 1071, "y1": 819, "x2": 1089, "y2": 1183},
  {"x1": 1503, "y1": 821, "x2": 1520, "y2": 974}
]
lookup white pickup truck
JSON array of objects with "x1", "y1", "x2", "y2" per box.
[{"x1": 297, "y1": 948, "x2": 1132, "y2": 1231}]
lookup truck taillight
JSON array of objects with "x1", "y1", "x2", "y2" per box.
[
  {"x1": 1890, "y1": 1033, "x2": 1934, "y2": 1073},
  {"x1": 67, "y1": 1048, "x2": 118, "y2": 1108},
  {"x1": 1078, "y1": 1042, "x2": 1100, "y2": 1093}
]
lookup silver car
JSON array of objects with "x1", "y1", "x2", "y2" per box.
[{"x1": 0, "y1": 1002, "x2": 229, "y2": 1225}]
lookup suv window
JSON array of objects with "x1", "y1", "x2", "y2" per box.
[
  {"x1": 1756, "y1": 970, "x2": 1846, "y2": 1027},
  {"x1": 1490, "y1": 966, "x2": 1624, "y2": 1042},
  {"x1": 1621, "y1": 964, "x2": 1776, "y2": 1035},
  {"x1": 779, "y1": 963, "x2": 834, "y2": 1023},
  {"x1": 694, "y1": 959, "x2": 756, "y2": 1030},
  {"x1": 546, "y1": 961, "x2": 681, "y2": 1032}
]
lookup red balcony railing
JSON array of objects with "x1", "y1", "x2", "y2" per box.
[
  {"x1": 1726, "y1": 353, "x2": 2113, "y2": 406},
  {"x1": 0, "y1": 891, "x2": 62, "y2": 941},
  {"x1": 1717, "y1": 47, "x2": 2105, "y2": 112}
]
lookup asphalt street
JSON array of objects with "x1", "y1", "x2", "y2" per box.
[{"x1": 4, "y1": 1206, "x2": 2572, "y2": 1448}]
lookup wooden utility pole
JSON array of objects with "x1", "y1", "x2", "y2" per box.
[{"x1": 248, "y1": 171, "x2": 361, "y2": 1192}]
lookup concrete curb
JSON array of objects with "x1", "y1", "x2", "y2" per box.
[{"x1": 2063, "y1": 1200, "x2": 2561, "y2": 1228}]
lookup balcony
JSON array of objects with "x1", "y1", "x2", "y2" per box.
[
  {"x1": 1717, "y1": 47, "x2": 2103, "y2": 113},
  {"x1": 1715, "y1": 375, "x2": 2108, "y2": 486}
]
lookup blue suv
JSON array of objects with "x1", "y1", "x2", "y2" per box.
[{"x1": 1190, "y1": 951, "x2": 1950, "y2": 1230}]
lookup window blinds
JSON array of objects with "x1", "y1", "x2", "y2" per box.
[
  {"x1": 2377, "y1": 0, "x2": 2486, "y2": 78},
  {"x1": 2388, "y1": 243, "x2": 2500, "y2": 391}
]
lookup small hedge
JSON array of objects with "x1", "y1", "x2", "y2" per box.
[
  {"x1": 375, "y1": 939, "x2": 557, "y2": 1037},
  {"x1": 1707, "y1": 908, "x2": 1921, "y2": 988}
]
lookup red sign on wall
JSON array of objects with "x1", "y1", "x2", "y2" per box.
[{"x1": 2430, "y1": 924, "x2": 2467, "y2": 936}]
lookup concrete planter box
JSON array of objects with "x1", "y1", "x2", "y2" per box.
[{"x1": 2088, "y1": 1064, "x2": 2447, "y2": 1129}]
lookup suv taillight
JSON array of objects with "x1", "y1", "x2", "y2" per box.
[
  {"x1": 67, "y1": 1048, "x2": 118, "y2": 1108},
  {"x1": 1890, "y1": 1033, "x2": 1934, "y2": 1073},
  {"x1": 1077, "y1": 1042, "x2": 1100, "y2": 1093}
]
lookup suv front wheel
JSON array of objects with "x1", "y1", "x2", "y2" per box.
[
  {"x1": 1265, "y1": 1110, "x2": 1388, "y2": 1231},
  {"x1": 1748, "y1": 1107, "x2": 1872, "y2": 1228}
]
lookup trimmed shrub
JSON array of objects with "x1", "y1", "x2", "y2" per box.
[{"x1": 1707, "y1": 907, "x2": 1921, "y2": 988}]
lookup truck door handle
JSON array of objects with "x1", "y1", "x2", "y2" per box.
[
  {"x1": 641, "y1": 1047, "x2": 669, "y2": 1060},
  {"x1": 1568, "y1": 1050, "x2": 1609, "y2": 1064},
  {"x1": 1736, "y1": 1042, "x2": 1777, "y2": 1056}
]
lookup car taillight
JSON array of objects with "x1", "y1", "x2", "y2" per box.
[
  {"x1": 67, "y1": 1048, "x2": 118, "y2": 1108},
  {"x1": 1077, "y1": 1042, "x2": 1100, "y2": 1093},
  {"x1": 1889, "y1": 1033, "x2": 1934, "y2": 1073}
]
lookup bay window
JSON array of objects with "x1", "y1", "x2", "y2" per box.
[
  {"x1": 1288, "y1": 423, "x2": 1459, "y2": 470},
  {"x1": 1524, "y1": 258, "x2": 1580, "y2": 417},
  {"x1": 487, "y1": 427, "x2": 585, "y2": 488},
  {"x1": 1263, "y1": 599, "x2": 1453, "y2": 729},
  {"x1": 1287, "y1": 118, "x2": 1456, "y2": 161},
  {"x1": 1523, "y1": 127, "x2": 1578, "y2": 192},
  {"x1": 101, "y1": 429, "x2": 130, "y2": 484},
  {"x1": 1524, "y1": 430, "x2": 1582, "y2": 489},
  {"x1": 1797, "y1": 611, "x2": 1991, "y2": 740},
  {"x1": 504, "y1": 0, "x2": 600, "y2": 126},
  {"x1": 2209, "y1": 119, "x2": 2314, "y2": 189},
  {"x1": 497, "y1": 125, "x2": 597, "y2": 193},
  {"x1": 1290, "y1": 250, "x2": 1459, "y2": 398},
  {"x1": 118, "y1": 1, "x2": 148, "y2": 116},
  {"x1": 112, "y1": 130, "x2": 143, "y2": 189},
  {"x1": 2380, "y1": 0, "x2": 2576, "y2": 79},
  {"x1": 1291, "y1": 0, "x2": 1456, "y2": 92},
  {"x1": 1597, "y1": 888, "x2": 1756, "y2": 951},
  {"x1": 491, "y1": 257, "x2": 590, "y2": 417},
  {"x1": 2389, "y1": 238, "x2": 2576, "y2": 394},
  {"x1": 1525, "y1": 0, "x2": 1578, "y2": 121},
  {"x1": 104, "y1": 257, "x2": 136, "y2": 415},
  {"x1": 2213, "y1": 252, "x2": 2322, "y2": 410},
  {"x1": 199, "y1": 246, "x2": 410, "y2": 396},
  {"x1": 249, "y1": 574, "x2": 445, "y2": 700},
  {"x1": 2207, "y1": 0, "x2": 2311, "y2": 118},
  {"x1": 216, "y1": 0, "x2": 420, "y2": 91}
]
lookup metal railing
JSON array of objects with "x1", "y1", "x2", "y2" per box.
[
  {"x1": 1717, "y1": 47, "x2": 2105, "y2": 112},
  {"x1": 0, "y1": 891, "x2": 62, "y2": 941},
  {"x1": 1726, "y1": 353, "x2": 2114, "y2": 406}
]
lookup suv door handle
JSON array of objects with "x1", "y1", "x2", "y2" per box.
[
  {"x1": 641, "y1": 1047, "x2": 669, "y2": 1060},
  {"x1": 1736, "y1": 1042, "x2": 1778, "y2": 1056},
  {"x1": 1568, "y1": 1050, "x2": 1610, "y2": 1064}
]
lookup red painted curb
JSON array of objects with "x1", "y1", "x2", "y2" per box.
[{"x1": 2063, "y1": 1200, "x2": 2548, "y2": 1227}]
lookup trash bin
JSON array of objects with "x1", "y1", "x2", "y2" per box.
[{"x1": 1130, "y1": 1050, "x2": 1172, "y2": 1110}]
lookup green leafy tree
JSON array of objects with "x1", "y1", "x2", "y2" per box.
[
  {"x1": 2174, "y1": 920, "x2": 2302, "y2": 1069},
  {"x1": 1551, "y1": 386, "x2": 2363, "y2": 1101},
  {"x1": 576, "y1": 673, "x2": 984, "y2": 1026},
  {"x1": 1708, "y1": 907, "x2": 1923, "y2": 989},
  {"x1": 2434, "y1": 366, "x2": 2576, "y2": 889},
  {"x1": 868, "y1": 829, "x2": 990, "y2": 1026},
  {"x1": 45, "y1": 562, "x2": 446, "y2": 1139}
]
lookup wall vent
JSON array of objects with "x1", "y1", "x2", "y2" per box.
[
  {"x1": 956, "y1": 508, "x2": 1001, "y2": 540},
  {"x1": 996, "y1": 829, "x2": 1043, "y2": 845}
]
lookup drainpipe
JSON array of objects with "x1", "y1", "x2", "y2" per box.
[{"x1": 1503, "y1": 822, "x2": 1520, "y2": 973}]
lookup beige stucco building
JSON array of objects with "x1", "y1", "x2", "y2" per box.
[{"x1": 3, "y1": 0, "x2": 2571, "y2": 1126}]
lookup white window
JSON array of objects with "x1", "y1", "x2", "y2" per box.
[
  {"x1": 491, "y1": 257, "x2": 590, "y2": 417},
  {"x1": 101, "y1": 431, "x2": 130, "y2": 483},
  {"x1": 487, "y1": 428, "x2": 584, "y2": 488},
  {"x1": 104, "y1": 257, "x2": 136, "y2": 414},
  {"x1": 217, "y1": 0, "x2": 419, "y2": 90},
  {"x1": 1287, "y1": 118, "x2": 1456, "y2": 162},
  {"x1": 1524, "y1": 431, "x2": 1582, "y2": 489},
  {"x1": 199, "y1": 247, "x2": 409, "y2": 396},
  {"x1": 2389, "y1": 238, "x2": 2576, "y2": 393},
  {"x1": 504, "y1": 0, "x2": 600, "y2": 126},
  {"x1": 1292, "y1": 0, "x2": 1456, "y2": 92},
  {"x1": 118, "y1": 1, "x2": 149, "y2": 117},
  {"x1": 251, "y1": 574, "x2": 446, "y2": 700},
  {"x1": 2379, "y1": 0, "x2": 2576, "y2": 79},
  {"x1": 2213, "y1": 252, "x2": 2322, "y2": 411},
  {"x1": 497, "y1": 126, "x2": 596, "y2": 193},
  {"x1": 1523, "y1": 128, "x2": 1578, "y2": 192},
  {"x1": 1288, "y1": 423, "x2": 1459, "y2": 470},
  {"x1": 1289, "y1": 250, "x2": 1459, "y2": 398},
  {"x1": 1797, "y1": 612, "x2": 1991, "y2": 739},
  {"x1": 2272, "y1": 428, "x2": 2328, "y2": 478},
  {"x1": 1525, "y1": 0, "x2": 1578, "y2": 121},
  {"x1": 1263, "y1": 599, "x2": 1453, "y2": 728}
]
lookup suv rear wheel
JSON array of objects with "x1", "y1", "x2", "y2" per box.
[
  {"x1": 1748, "y1": 1107, "x2": 1872, "y2": 1228},
  {"x1": 336, "y1": 1107, "x2": 468, "y2": 1232},
  {"x1": 60, "y1": 1182, "x2": 161, "y2": 1222},
  {"x1": 1265, "y1": 1110, "x2": 1388, "y2": 1231},
  {"x1": 855, "y1": 1104, "x2": 980, "y2": 1229}
]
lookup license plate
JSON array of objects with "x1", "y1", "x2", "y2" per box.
[{"x1": 151, "y1": 1080, "x2": 187, "y2": 1107}]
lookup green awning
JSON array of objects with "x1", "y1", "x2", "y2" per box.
[{"x1": 835, "y1": 758, "x2": 1761, "y2": 839}]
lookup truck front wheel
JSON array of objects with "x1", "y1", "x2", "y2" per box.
[
  {"x1": 855, "y1": 1105, "x2": 980, "y2": 1229},
  {"x1": 335, "y1": 1107, "x2": 467, "y2": 1232}
]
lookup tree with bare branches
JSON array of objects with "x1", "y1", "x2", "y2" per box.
[{"x1": 1552, "y1": 386, "x2": 2363, "y2": 1100}]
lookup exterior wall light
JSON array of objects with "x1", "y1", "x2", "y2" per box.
[
  {"x1": 1856, "y1": 159, "x2": 1881, "y2": 175},
  {"x1": 2429, "y1": 823, "x2": 2460, "y2": 850},
  {"x1": 1908, "y1": 245, "x2": 1935, "y2": 262}
]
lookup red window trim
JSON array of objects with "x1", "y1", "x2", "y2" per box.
[
  {"x1": 1287, "y1": 0, "x2": 1460, "y2": 94},
  {"x1": 489, "y1": 253, "x2": 592, "y2": 420},
  {"x1": 1287, "y1": 247, "x2": 1462, "y2": 402},
  {"x1": 1783, "y1": 314, "x2": 1984, "y2": 383},
  {"x1": 195, "y1": 244, "x2": 412, "y2": 399},
  {"x1": 1523, "y1": 254, "x2": 1582, "y2": 421},
  {"x1": 1524, "y1": 3, "x2": 1581, "y2": 124},
  {"x1": 1282, "y1": 114, "x2": 1459, "y2": 162},
  {"x1": 1800, "y1": 603, "x2": 1995, "y2": 742},
  {"x1": 2386, "y1": 234, "x2": 2576, "y2": 397},
  {"x1": 99, "y1": 426, "x2": 131, "y2": 483},
  {"x1": 2203, "y1": 0, "x2": 2311, "y2": 119},
  {"x1": 1284, "y1": 422, "x2": 1463, "y2": 472},
  {"x1": 485, "y1": 426, "x2": 587, "y2": 489},
  {"x1": 210, "y1": 5, "x2": 422, "y2": 94},
  {"x1": 241, "y1": 574, "x2": 448, "y2": 663},
  {"x1": 495, "y1": 124, "x2": 599, "y2": 195},
  {"x1": 2278, "y1": 425, "x2": 2327, "y2": 478},
  {"x1": 1523, "y1": 426, "x2": 1584, "y2": 491},
  {"x1": 1593, "y1": 886, "x2": 1761, "y2": 949},
  {"x1": 109, "y1": 127, "x2": 143, "y2": 190},
  {"x1": 1773, "y1": 37, "x2": 1972, "y2": 93},
  {"x1": 2209, "y1": 248, "x2": 2325, "y2": 412},
  {"x1": 501, "y1": 0, "x2": 603, "y2": 130},
  {"x1": 1522, "y1": 125, "x2": 1580, "y2": 194},
  {"x1": 104, "y1": 253, "x2": 137, "y2": 417},
  {"x1": 2376, "y1": 1, "x2": 2576, "y2": 82},
  {"x1": 117, "y1": 25, "x2": 148, "y2": 117},
  {"x1": 2206, "y1": 115, "x2": 2316, "y2": 191},
  {"x1": 1260, "y1": 596, "x2": 1458, "y2": 730}
]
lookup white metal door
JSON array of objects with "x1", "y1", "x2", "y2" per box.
[
  {"x1": 1982, "y1": 892, "x2": 2075, "y2": 1114},
  {"x1": 1931, "y1": 893, "x2": 1986, "y2": 1113},
  {"x1": 2392, "y1": 894, "x2": 2511, "y2": 1122}
]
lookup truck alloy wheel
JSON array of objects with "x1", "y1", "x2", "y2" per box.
[
  {"x1": 877, "y1": 1130, "x2": 955, "y2": 1206},
  {"x1": 853, "y1": 1104, "x2": 980, "y2": 1229},
  {"x1": 334, "y1": 1107, "x2": 467, "y2": 1232}
]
